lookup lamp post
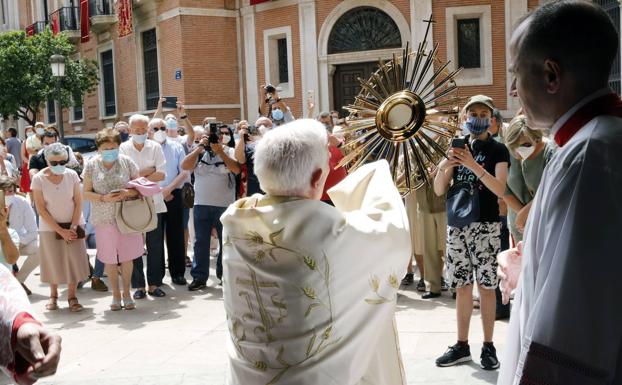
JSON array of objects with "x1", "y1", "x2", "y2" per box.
[{"x1": 50, "y1": 54, "x2": 66, "y2": 141}]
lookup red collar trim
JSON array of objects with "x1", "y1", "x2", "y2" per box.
[{"x1": 554, "y1": 93, "x2": 622, "y2": 147}]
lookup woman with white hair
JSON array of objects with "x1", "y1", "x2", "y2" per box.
[
  {"x1": 31, "y1": 142, "x2": 89, "y2": 312},
  {"x1": 221, "y1": 119, "x2": 411, "y2": 385}
]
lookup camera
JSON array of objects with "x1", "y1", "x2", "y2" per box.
[
  {"x1": 208, "y1": 123, "x2": 220, "y2": 144},
  {"x1": 264, "y1": 84, "x2": 276, "y2": 95}
]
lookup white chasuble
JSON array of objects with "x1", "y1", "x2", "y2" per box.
[
  {"x1": 498, "y1": 114, "x2": 622, "y2": 385},
  {"x1": 221, "y1": 161, "x2": 411, "y2": 385}
]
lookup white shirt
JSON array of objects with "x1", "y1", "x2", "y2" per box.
[
  {"x1": 119, "y1": 139, "x2": 167, "y2": 213},
  {"x1": 7, "y1": 194, "x2": 37, "y2": 246}
]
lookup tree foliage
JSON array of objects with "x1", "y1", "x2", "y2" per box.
[{"x1": 0, "y1": 29, "x2": 99, "y2": 125}]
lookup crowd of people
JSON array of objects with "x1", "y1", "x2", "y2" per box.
[{"x1": 1, "y1": 1, "x2": 621, "y2": 384}]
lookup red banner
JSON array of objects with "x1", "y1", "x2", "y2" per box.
[
  {"x1": 80, "y1": 0, "x2": 90, "y2": 43},
  {"x1": 117, "y1": 0, "x2": 133, "y2": 38},
  {"x1": 250, "y1": 0, "x2": 271, "y2": 4},
  {"x1": 26, "y1": 25, "x2": 35, "y2": 36},
  {"x1": 50, "y1": 11, "x2": 60, "y2": 35}
]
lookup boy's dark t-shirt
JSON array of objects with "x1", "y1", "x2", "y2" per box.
[{"x1": 451, "y1": 134, "x2": 510, "y2": 223}]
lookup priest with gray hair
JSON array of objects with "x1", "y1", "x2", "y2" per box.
[{"x1": 220, "y1": 119, "x2": 411, "y2": 385}]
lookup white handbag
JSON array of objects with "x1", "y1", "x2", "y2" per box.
[{"x1": 115, "y1": 197, "x2": 158, "y2": 234}]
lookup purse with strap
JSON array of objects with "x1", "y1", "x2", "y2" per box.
[
  {"x1": 55, "y1": 223, "x2": 86, "y2": 240},
  {"x1": 115, "y1": 196, "x2": 158, "y2": 234},
  {"x1": 181, "y1": 183, "x2": 194, "y2": 208},
  {"x1": 446, "y1": 180, "x2": 480, "y2": 229}
]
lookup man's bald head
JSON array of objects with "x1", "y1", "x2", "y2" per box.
[{"x1": 515, "y1": 1, "x2": 618, "y2": 89}]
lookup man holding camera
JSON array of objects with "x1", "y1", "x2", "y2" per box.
[
  {"x1": 181, "y1": 125, "x2": 241, "y2": 290},
  {"x1": 260, "y1": 85, "x2": 294, "y2": 126}
]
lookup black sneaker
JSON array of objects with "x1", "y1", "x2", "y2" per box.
[
  {"x1": 416, "y1": 278, "x2": 426, "y2": 292},
  {"x1": 436, "y1": 343, "x2": 472, "y2": 367},
  {"x1": 480, "y1": 344, "x2": 500, "y2": 370},
  {"x1": 188, "y1": 280, "x2": 207, "y2": 291},
  {"x1": 401, "y1": 273, "x2": 414, "y2": 286}
]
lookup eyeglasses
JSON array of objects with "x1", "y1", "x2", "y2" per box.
[
  {"x1": 43, "y1": 131, "x2": 57, "y2": 138},
  {"x1": 49, "y1": 160, "x2": 68, "y2": 166},
  {"x1": 219, "y1": 132, "x2": 228, "y2": 136},
  {"x1": 154, "y1": 126, "x2": 166, "y2": 131}
]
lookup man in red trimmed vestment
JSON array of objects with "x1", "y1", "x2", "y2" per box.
[{"x1": 498, "y1": 2, "x2": 622, "y2": 384}]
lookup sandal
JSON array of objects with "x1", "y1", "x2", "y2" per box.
[
  {"x1": 123, "y1": 297, "x2": 135, "y2": 310},
  {"x1": 110, "y1": 298, "x2": 122, "y2": 311},
  {"x1": 46, "y1": 296, "x2": 58, "y2": 311},
  {"x1": 68, "y1": 297, "x2": 84, "y2": 312}
]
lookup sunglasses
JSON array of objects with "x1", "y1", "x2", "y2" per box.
[
  {"x1": 154, "y1": 126, "x2": 166, "y2": 131},
  {"x1": 49, "y1": 160, "x2": 68, "y2": 166}
]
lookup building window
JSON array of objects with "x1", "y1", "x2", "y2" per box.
[
  {"x1": 142, "y1": 29, "x2": 160, "y2": 110},
  {"x1": 594, "y1": 0, "x2": 621, "y2": 94},
  {"x1": 47, "y1": 99, "x2": 56, "y2": 123},
  {"x1": 100, "y1": 49, "x2": 116, "y2": 116},
  {"x1": 263, "y1": 26, "x2": 294, "y2": 98},
  {"x1": 446, "y1": 5, "x2": 493, "y2": 86},
  {"x1": 277, "y1": 38, "x2": 289, "y2": 84},
  {"x1": 327, "y1": 7, "x2": 401, "y2": 54},
  {"x1": 72, "y1": 99, "x2": 83, "y2": 121},
  {"x1": 457, "y1": 19, "x2": 481, "y2": 69},
  {"x1": 0, "y1": 0, "x2": 5, "y2": 25}
]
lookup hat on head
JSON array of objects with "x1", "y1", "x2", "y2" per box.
[{"x1": 464, "y1": 95, "x2": 495, "y2": 113}]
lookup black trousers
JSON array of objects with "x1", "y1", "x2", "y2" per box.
[{"x1": 131, "y1": 189, "x2": 186, "y2": 288}]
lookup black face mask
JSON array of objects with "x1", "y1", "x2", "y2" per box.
[{"x1": 120, "y1": 132, "x2": 130, "y2": 142}]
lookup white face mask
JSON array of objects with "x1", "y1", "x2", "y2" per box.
[
  {"x1": 516, "y1": 145, "x2": 536, "y2": 160},
  {"x1": 154, "y1": 130, "x2": 167, "y2": 143},
  {"x1": 26, "y1": 131, "x2": 35, "y2": 138},
  {"x1": 222, "y1": 135, "x2": 231, "y2": 143},
  {"x1": 36, "y1": 127, "x2": 45, "y2": 136}
]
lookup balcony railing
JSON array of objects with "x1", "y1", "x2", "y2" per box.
[
  {"x1": 50, "y1": 6, "x2": 80, "y2": 32},
  {"x1": 25, "y1": 21, "x2": 47, "y2": 36},
  {"x1": 89, "y1": 0, "x2": 117, "y2": 33}
]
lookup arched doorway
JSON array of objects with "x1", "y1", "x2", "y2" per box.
[{"x1": 317, "y1": 0, "x2": 410, "y2": 114}]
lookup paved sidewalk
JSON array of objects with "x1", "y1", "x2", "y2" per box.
[{"x1": 3, "y1": 257, "x2": 508, "y2": 385}]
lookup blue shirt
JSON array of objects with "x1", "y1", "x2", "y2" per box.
[{"x1": 160, "y1": 139, "x2": 185, "y2": 188}]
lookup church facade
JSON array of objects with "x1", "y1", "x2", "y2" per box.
[{"x1": 1, "y1": 0, "x2": 620, "y2": 136}]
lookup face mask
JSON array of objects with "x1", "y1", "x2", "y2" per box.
[
  {"x1": 120, "y1": 132, "x2": 129, "y2": 142},
  {"x1": 222, "y1": 135, "x2": 231, "y2": 143},
  {"x1": 26, "y1": 131, "x2": 35, "y2": 138},
  {"x1": 132, "y1": 134, "x2": 147, "y2": 144},
  {"x1": 166, "y1": 118, "x2": 178, "y2": 130},
  {"x1": 101, "y1": 148, "x2": 119, "y2": 163},
  {"x1": 258, "y1": 124, "x2": 270, "y2": 135},
  {"x1": 154, "y1": 130, "x2": 167, "y2": 143},
  {"x1": 36, "y1": 128, "x2": 45, "y2": 136},
  {"x1": 272, "y1": 108, "x2": 284, "y2": 121},
  {"x1": 463, "y1": 116, "x2": 491, "y2": 135},
  {"x1": 516, "y1": 145, "x2": 536, "y2": 160},
  {"x1": 50, "y1": 165, "x2": 65, "y2": 175}
]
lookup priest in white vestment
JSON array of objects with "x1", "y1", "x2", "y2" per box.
[
  {"x1": 221, "y1": 119, "x2": 411, "y2": 385},
  {"x1": 499, "y1": 2, "x2": 622, "y2": 384}
]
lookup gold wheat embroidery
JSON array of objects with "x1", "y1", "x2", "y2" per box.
[
  {"x1": 228, "y1": 229, "x2": 341, "y2": 385},
  {"x1": 364, "y1": 273, "x2": 400, "y2": 305}
]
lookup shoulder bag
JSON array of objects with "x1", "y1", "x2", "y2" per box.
[
  {"x1": 115, "y1": 196, "x2": 158, "y2": 234},
  {"x1": 446, "y1": 180, "x2": 480, "y2": 229}
]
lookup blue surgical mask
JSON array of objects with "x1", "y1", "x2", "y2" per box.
[
  {"x1": 101, "y1": 148, "x2": 119, "y2": 163},
  {"x1": 166, "y1": 118, "x2": 178, "y2": 130},
  {"x1": 463, "y1": 116, "x2": 490, "y2": 135},
  {"x1": 132, "y1": 134, "x2": 147, "y2": 144},
  {"x1": 50, "y1": 165, "x2": 65, "y2": 175},
  {"x1": 272, "y1": 108, "x2": 284, "y2": 121}
]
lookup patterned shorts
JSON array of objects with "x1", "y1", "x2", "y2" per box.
[{"x1": 446, "y1": 222, "x2": 501, "y2": 289}]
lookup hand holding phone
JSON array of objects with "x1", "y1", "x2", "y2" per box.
[
  {"x1": 451, "y1": 138, "x2": 466, "y2": 149},
  {"x1": 162, "y1": 96, "x2": 178, "y2": 109}
]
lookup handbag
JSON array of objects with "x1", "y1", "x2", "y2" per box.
[
  {"x1": 55, "y1": 223, "x2": 86, "y2": 240},
  {"x1": 446, "y1": 180, "x2": 480, "y2": 228},
  {"x1": 181, "y1": 182, "x2": 195, "y2": 208},
  {"x1": 115, "y1": 196, "x2": 158, "y2": 234}
]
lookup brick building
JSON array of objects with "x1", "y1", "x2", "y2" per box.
[{"x1": 0, "y1": 0, "x2": 621, "y2": 136}]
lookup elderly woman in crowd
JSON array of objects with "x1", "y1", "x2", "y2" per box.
[
  {"x1": 82, "y1": 128, "x2": 143, "y2": 311},
  {"x1": 31, "y1": 142, "x2": 89, "y2": 312},
  {"x1": 503, "y1": 115, "x2": 557, "y2": 242}
]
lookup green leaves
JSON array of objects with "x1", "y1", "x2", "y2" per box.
[{"x1": 0, "y1": 29, "x2": 99, "y2": 125}]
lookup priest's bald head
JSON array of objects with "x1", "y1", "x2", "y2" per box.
[
  {"x1": 509, "y1": 0, "x2": 619, "y2": 129},
  {"x1": 254, "y1": 119, "x2": 329, "y2": 200}
]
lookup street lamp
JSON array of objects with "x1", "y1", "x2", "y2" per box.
[{"x1": 50, "y1": 54, "x2": 66, "y2": 141}]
